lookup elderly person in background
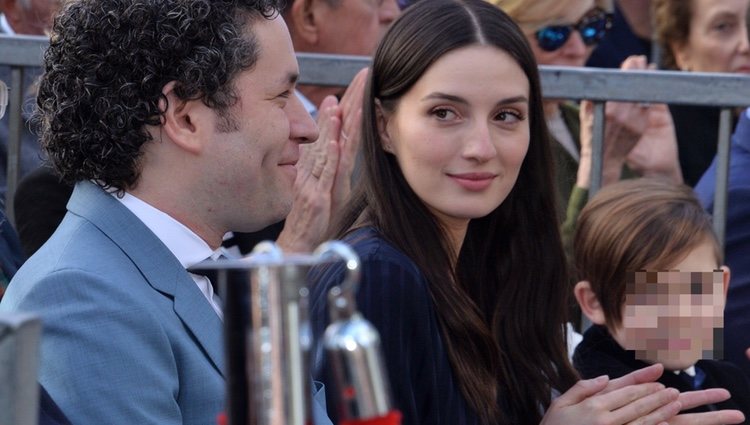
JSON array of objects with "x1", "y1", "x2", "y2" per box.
[
  {"x1": 653, "y1": 0, "x2": 750, "y2": 185},
  {"x1": 282, "y1": 0, "x2": 400, "y2": 111}
]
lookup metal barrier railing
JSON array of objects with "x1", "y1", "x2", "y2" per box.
[{"x1": 3, "y1": 35, "x2": 750, "y2": 247}]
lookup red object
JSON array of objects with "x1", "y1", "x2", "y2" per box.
[
  {"x1": 216, "y1": 412, "x2": 227, "y2": 425},
  {"x1": 340, "y1": 411, "x2": 402, "y2": 425}
]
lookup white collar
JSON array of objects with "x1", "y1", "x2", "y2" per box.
[
  {"x1": 113, "y1": 191, "x2": 227, "y2": 267},
  {"x1": 672, "y1": 365, "x2": 696, "y2": 377},
  {"x1": 0, "y1": 14, "x2": 15, "y2": 35}
]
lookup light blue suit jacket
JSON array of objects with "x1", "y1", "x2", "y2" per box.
[{"x1": 0, "y1": 181, "x2": 332, "y2": 425}]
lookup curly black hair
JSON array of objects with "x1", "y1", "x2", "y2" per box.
[{"x1": 35, "y1": 0, "x2": 284, "y2": 190}]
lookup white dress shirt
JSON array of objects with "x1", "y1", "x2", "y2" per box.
[
  {"x1": 113, "y1": 192, "x2": 226, "y2": 318},
  {"x1": 0, "y1": 14, "x2": 15, "y2": 35}
]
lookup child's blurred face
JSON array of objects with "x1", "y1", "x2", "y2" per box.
[{"x1": 610, "y1": 239, "x2": 728, "y2": 371}]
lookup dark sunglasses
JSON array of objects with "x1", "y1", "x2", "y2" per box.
[{"x1": 535, "y1": 8, "x2": 613, "y2": 52}]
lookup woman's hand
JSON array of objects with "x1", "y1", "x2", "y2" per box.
[
  {"x1": 276, "y1": 68, "x2": 368, "y2": 253},
  {"x1": 542, "y1": 364, "x2": 745, "y2": 425},
  {"x1": 541, "y1": 364, "x2": 681, "y2": 425}
]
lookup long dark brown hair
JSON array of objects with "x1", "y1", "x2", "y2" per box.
[{"x1": 331, "y1": 0, "x2": 578, "y2": 423}]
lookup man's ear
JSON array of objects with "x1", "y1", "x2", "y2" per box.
[
  {"x1": 573, "y1": 281, "x2": 607, "y2": 325},
  {"x1": 289, "y1": 0, "x2": 320, "y2": 45},
  {"x1": 375, "y1": 99, "x2": 394, "y2": 153},
  {"x1": 160, "y1": 81, "x2": 207, "y2": 155}
]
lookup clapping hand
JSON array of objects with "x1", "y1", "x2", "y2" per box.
[
  {"x1": 542, "y1": 364, "x2": 744, "y2": 425},
  {"x1": 276, "y1": 68, "x2": 368, "y2": 252}
]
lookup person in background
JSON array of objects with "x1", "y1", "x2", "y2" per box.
[
  {"x1": 310, "y1": 1, "x2": 738, "y2": 424},
  {"x1": 0, "y1": 0, "x2": 345, "y2": 423},
  {"x1": 0, "y1": 79, "x2": 25, "y2": 298},
  {"x1": 586, "y1": 0, "x2": 654, "y2": 68},
  {"x1": 653, "y1": 0, "x2": 750, "y2": 185},
  {"x1": 695, "y1": 108, "x2": 750, "y2": 376},
  {"x1": 0, "y1": 77, "x2": 70, "y2": 425},
  {"x1": 0, "y1": 0, "x2": 60, "y2": 204},
  {"x1": 573, "y1": 178, "x2": 749, "y2": 421},
  {"x1": 282, "y1": 0, "x2": 399, "y2": 111}
]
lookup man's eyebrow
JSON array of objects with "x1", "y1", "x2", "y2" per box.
[{"x1": 281, "y1": 71, "x2": 299, "y2": 87}]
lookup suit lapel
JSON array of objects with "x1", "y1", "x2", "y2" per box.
[{"x1": 67, "y1": 181, "x2": 225, "y2": 377}]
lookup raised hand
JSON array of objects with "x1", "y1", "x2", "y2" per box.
[{"x1": 276, "y1": 68, "x2": 369, "y2": 253}]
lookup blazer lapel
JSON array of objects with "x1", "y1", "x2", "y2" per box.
[{"x1": 67, "y1": 181, "x2": 225, "y2": 377}]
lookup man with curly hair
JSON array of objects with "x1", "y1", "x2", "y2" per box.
[{"x1": 0, "y1": 0, "x2": 341, "y2": 423}]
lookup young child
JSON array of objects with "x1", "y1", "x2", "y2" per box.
[{"x1": 572, "y1": 178, "x2": 750, "y2": 418}]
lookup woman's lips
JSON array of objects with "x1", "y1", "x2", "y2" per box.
[{"x1": 447, "y1": 172, "x2": 497, "y2": 191}]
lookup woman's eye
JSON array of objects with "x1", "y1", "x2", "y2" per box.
[
  {"x1": 496, "y1": 110, "x2": 523, "y2": 123},
  {"x1": 432, "y1": 108, "x2": 457, "y2": 120},
  {"x1": 712, "y1": 20, "x2": 735, "y2": 33}
]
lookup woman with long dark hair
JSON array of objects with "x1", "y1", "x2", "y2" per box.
[{"x1": 309, "y1": 1, "x2": 737, "y2": 423}]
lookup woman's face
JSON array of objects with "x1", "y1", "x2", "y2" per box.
[
  {"x1": 673, "y1": 0, "x2": 750, "y2": 73},
  {"x1": 378, "y1": 45, "x2": 530, "y2": 233},
  {"x1": 525, "y1": 0, "x2": 598, "y2": 67}
]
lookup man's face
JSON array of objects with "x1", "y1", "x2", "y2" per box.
[
  {"x1": 315, "y1": 0, "x2": 400, "y2": 56},
  {"x1": 206, "y1": 15, "x2": 318, "y2": 233},
  {"x1": 610, "y1": 240, "x2": 728, "y2": 371}
]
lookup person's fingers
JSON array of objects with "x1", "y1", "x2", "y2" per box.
[
  {"x1": 340, "y1": 109, "x2": 362, "y2": 164},
  {"x1": 340, "y1": 68, "x2": 369, "y2": 118},
  {"x1": 668, "y1": 410, "x2": 745, "y2": 425},
  {"x1": 746, "y1": 347, "x2": 750, "y2": 361},
  {"x1": 675, "y1": 388, "x2": 731, "y2": 411},
  {"x1": 596, "y1": 383, "x2": 668, "y2": 412},
  {"x1": 307, "y1": 113, "x2": 341, "y2": 178},
  {"x1": 620, "y1": 54, "x2": 647, "y2": 71},
  {"x1": 551, "y1": 376, "x2": 610, "y2": 408},
  {"x1": 598, "y1": 364, "x2": 664, "y2": 395},
  {"x1": 316, "y1": 139, "x2": 339, "y2": 192},
  {"x1": 300, "y1": 102, "x2": 337, "y2": 173},
  {"x1": 605, "y1": 387, "x2": 679, "y2": 424}
]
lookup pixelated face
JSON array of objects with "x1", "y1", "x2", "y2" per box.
[{"x1": 610, "y1": 240, "x2": 728, "y2": 371}]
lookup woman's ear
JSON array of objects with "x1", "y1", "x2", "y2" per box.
[
  {"x1": 574, "y1": 281, "x2": 607, "y2": 325},
  {"x1": 375, "y1": 99, "x2": 394, "y2": 153},
  {"x1": 671, "y1": 41, "x2": 692, "y2": 71}
]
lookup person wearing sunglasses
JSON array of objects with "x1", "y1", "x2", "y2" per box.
[{"x1": 489, "y1": 0, "x2": 683, "y2": 260}]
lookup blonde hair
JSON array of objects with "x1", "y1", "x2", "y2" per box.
[{"x1": 488, "y1": 0, "x2": 612, "y2": 31}]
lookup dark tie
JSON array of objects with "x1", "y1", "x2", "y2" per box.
[
  {"x1": 189, "y1": 255, "x2": 228, "y2": 295},
  {"x1": 678, "y1": 366, "x2": 706, "y2": 390}
]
